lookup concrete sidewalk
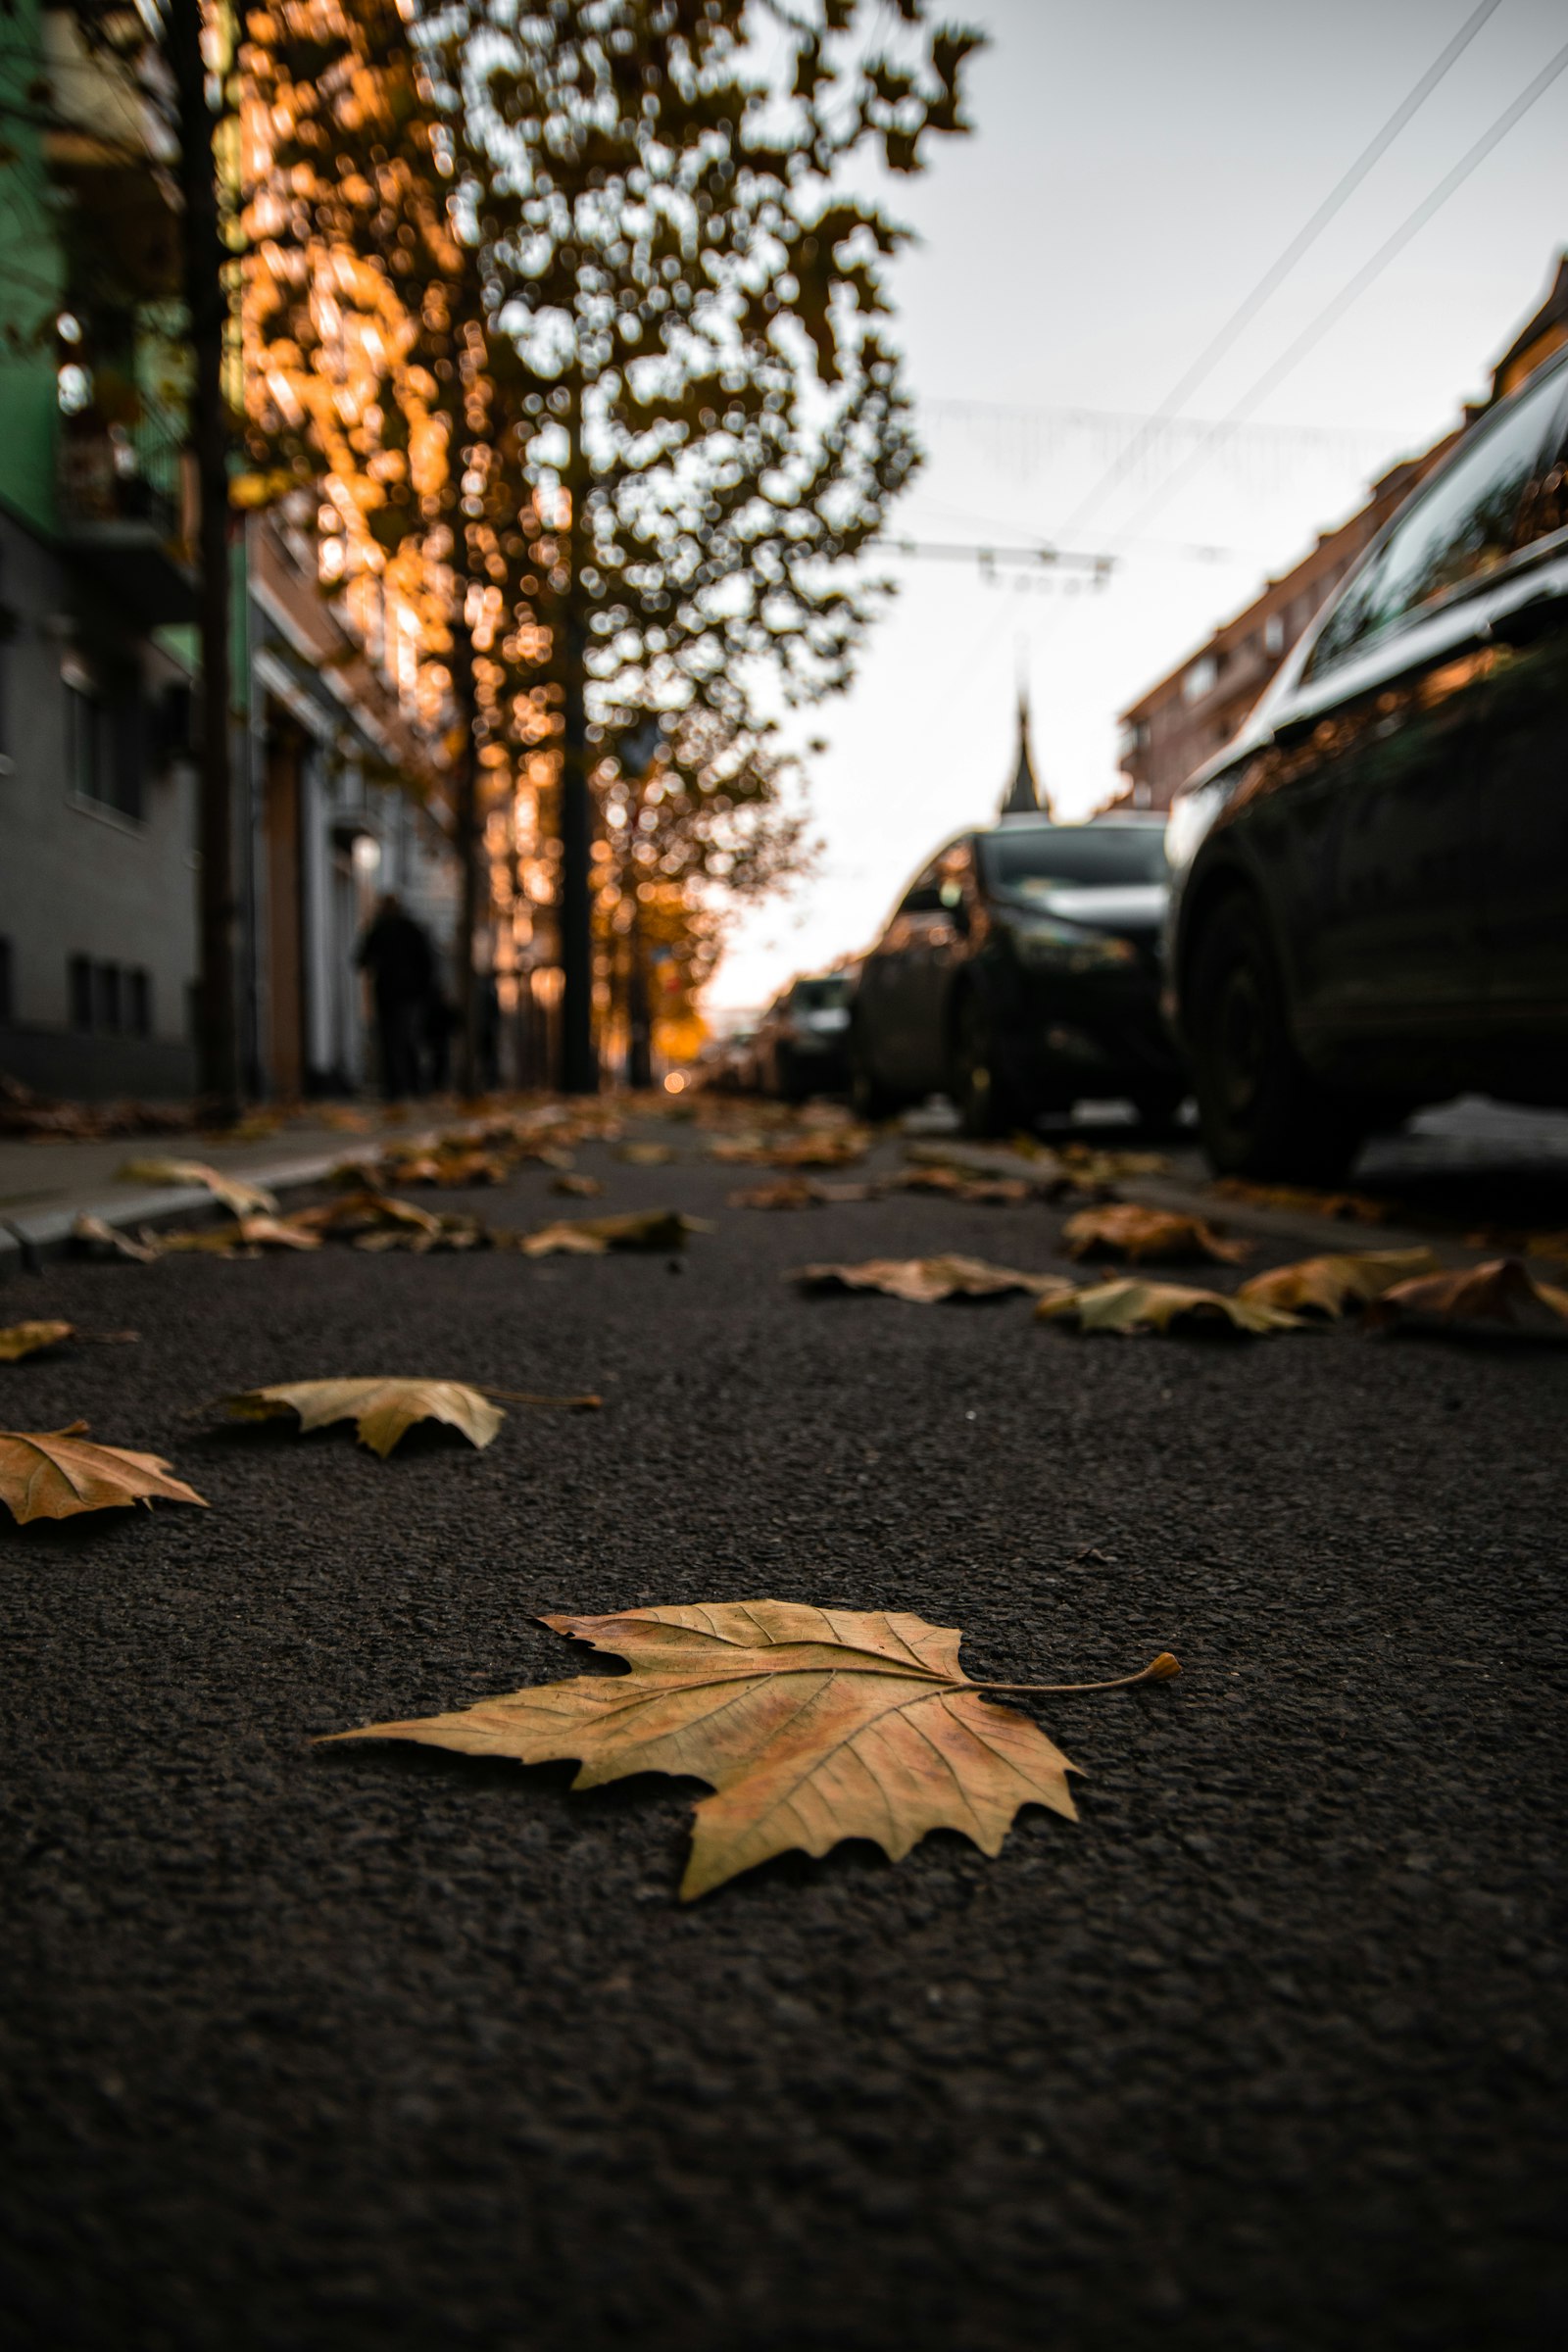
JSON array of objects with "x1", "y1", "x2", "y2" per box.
[{"x1": 0, "y1": 1109, "x2": 421, "y2": 1272}]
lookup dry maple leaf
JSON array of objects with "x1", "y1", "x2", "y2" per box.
[
  {"x1": 157, "y1": 1213, "x2": 322, "y2": 1256},
  {"x1": 324, "y1": 1600, "x2": 1179, "y2": 1898},
  {"x1": 1210, "y1": 1176, "x2": 1389, "y2": 1224},
  {"x1": 225, "y1": 1378, "x2": 504, "y2": 1456},
  {"x1": 1237, "y1": 1248, "x2": 1438, "y2": 1318},
  {"x1": 71, "y1": 1213, "x2": 160, "y2": 1263},
  {"x1": 291, "y1": 1189, "x2": 443, "y2": 1240},
  {"x1": 551, "y1": 1173, "x2": 604, "y2": 1199},
  {"x1": 729, "y1": 1177, "x2": 823, "y2": 1210},
  {"x1": 1062, "y1": 1203, "x2": 1250, "y2": 1265},
  {"x1": 0, "y1": 1321, "x2": 75, "y2": 1362},
  {"x1": 796, "y1": 1254, "x2": 1076, "y2": 1305},
  {"x1": 1037, "y1": 1279, "x2": 1299, "y2": 1336},
  {"x1": 117, "y1": 1158, "x2": 277, "y2": 1217},
  {"x1": 521, "y1": 1210, "x2": 706, "y2": 1256},
  {"x1": 1365, "y1": 1256, "x2": 1568, "y2": 1338},
  {"x1": 0, "y1": 1422, "x2": 208, "y2": 1523}
]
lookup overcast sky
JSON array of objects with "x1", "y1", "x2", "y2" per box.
[{"x1": 709, "y1": 0, "x2": 1568, "y2": 1013}]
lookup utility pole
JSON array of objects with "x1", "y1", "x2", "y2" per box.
[{"x1": 167, "y1": 0, "x2": 239, "y2": 1122}]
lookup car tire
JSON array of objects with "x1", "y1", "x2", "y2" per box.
[
  {"x1": 953, "y1": 991, "x2": 1028, "y2": 1139},
  {"x1": 1188, "y1": 894, "x2": 1362, "y2": 1181},
  {"x1": 849, "y1": 1036, "x2": 902, "y2": 1122}
]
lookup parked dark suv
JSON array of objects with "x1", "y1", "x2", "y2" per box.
[
  {"x1": 1168, "y1": 346, "x2": 1568, "y2": 1180},
  {"x1": 850, "y1": 817, "x2": 1182, "y2": 1133}
]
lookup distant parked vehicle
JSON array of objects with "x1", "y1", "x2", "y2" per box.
[
  {"x1": 849, "y1": 817, "x2": 1182, "y2": 1134},
  {"x1": 1167, "y1": 345, "x2": 1568, "y2": 1181},
  {"x1": 751, "y1": 972, "x2": 855, "y2": 1100}
]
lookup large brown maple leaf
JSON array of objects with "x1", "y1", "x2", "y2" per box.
[{"x1": 326, "y1": 1601, "x2": 1177, "y2": 1898}]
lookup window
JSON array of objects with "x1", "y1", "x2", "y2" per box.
[
  {"x1": 127, "y1": 968, "x2": 151, "y2": 1038},
  {"x1": 63, "y1": 657, "x2": 144, "y2": 818},
  {"x1": 94, "y1": 962, "x2": 122, "y2": 1033},
  {"x1": 69, "y1": 954, "x2": 93, "y2": 1031},
  {"x1": 1263, "y1": 613, "x2": 1285, "y2": 656},
  {"x1": 1310, "y1": 360, "x2": 1568, "y2": 675},
  {"x1": 983, "y1": 825, "x2": 1168, "y2": 893},
  {"x1": 65, "y1": 677, "x2": 106, "y2": 805},
  {"x1": 1183, "y1": 656, "x2": 1218, "y2": 705},
  {"x1": 0, "y1": 936, "x2": 11, "y2": 1024}
]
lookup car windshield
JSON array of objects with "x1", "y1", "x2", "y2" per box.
[
  {"x1": 792, "y1": 976, "x2": 850, "y2": 1011},
  {"x1": 981, "y1": 826, "x2": 1168, "y2": 894}
]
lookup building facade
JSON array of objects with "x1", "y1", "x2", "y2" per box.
[
  {"x1": 0, "y1": 0, "x2": 460, "y2": 1103},
  {"x1": 1114, "y1": 254, "x2": 1568, "y2": 813}
]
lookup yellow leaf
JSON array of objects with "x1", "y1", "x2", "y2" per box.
[
  {"x1": 117, "y1": 1159, "x2": 278, "y2": 1217},
  {"x1": 325, "y1": 1600, "x2": 1180, "y2": 1898},
  {"x1": 0, "y1": 1321, "x2": 74, "y2": 1362},
  {"x1": 796, "y1": 1254, "x2": 1077, "y2": 1304},
  {"x1": 0, "y1": 1422, "x2": 208, "y2": 1523},
  {"x1": 1062, "y1": 1203, "x2": 1250, "y2": 1265},
  {"x1": 1237, "y1": 1248, "x2": 1438, "y2": 1318},
  {"x1": 225, "y1": 1378, "x2": 504, "y2": 1457},
  {"x1": 520, "y1": 1210, "x2": 706, "y2": 1256},
  {"x1": 1037, "y1": 1279, "x2": 1299, "y2": 1336},
  {"x1": 71, "y1": 1214, "x2": 159, "y2": 1263}
]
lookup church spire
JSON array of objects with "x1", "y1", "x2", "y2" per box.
[{"x1": 1000, "y1": 690, "x2": 1051, "y2": 817}]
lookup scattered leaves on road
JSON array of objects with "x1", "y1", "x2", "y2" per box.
[
  {"x1": 117, "y1": 1158, "x2": 278, "y2": 1217},
  {"x1": 796, "y1": 1254, "x2": 1077, "y2": 1305},
  {"x1": 0, "y1": 1423, "x2": 208, "y2": 1523},
  {"x1": 1063, "y1": 1202, "x2": 1251, "y2": 1265},
  {"x1": 521, "y1": 1209, "x2": 708, "y2": 1255},
  {"x1": 1037, "y1": 1279, "x2": 1299, "y2": 1336},
  {"x1": 1365, "y1": 1257, "x2": 1568, "y2": 1339},
  {"x1": 225, "y1": 1378, "x2": 505, "y2": 1456},
  {"x1": 1211, "y1": 1176, "x2": 1389, "y2": 1224},
  {"x1": 551, "y1": 1172, "x2": 604, "y2": 1198},
  {"x1": 324, "y1": 1599, "x2": 1180, "y2": 1898},
  {"x1": 891, "y1": 1166, "x2": 1033, "y2": 1204},
  {"x1": 0, "y1": 1321, "x2": 75, "y2": 1362},
  {"x1": 1237, "y1": 1248, "x2": 1438, "y2": 1318}
]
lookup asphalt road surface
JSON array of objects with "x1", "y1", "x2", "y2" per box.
[{"x1": 2, "y1": 1117, "x2": 1565, "y2": 2352}]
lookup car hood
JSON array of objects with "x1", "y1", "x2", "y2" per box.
[{"x1": 998, "y1": 881, "x2": 1168, "y2": 934}]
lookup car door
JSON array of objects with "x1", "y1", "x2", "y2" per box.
[
  {"x1": 898, "y1": 840, "x2": 975, "y2": 1094},
  {"x1": 857, "y1": 863, "x2": 940, "y2": 1090},
  {"x1": 1468, "y1": 376, "x2": 1568, "y2": 1052},
  {"x1": 1252, "y1": 361, "x2": 1568, "y2": 1063}
]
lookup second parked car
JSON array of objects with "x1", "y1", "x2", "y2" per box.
[
  {"x1": 751, "y1": 971, "x2": 855, "y2": 1100},
  {"x1": 849, "y1": 817, "x2": 1182, "y2": 1133}
]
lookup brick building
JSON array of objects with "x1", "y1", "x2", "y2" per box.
[{"x1": 1112, "y1": 253, "x2": 1568, "y2": 812}]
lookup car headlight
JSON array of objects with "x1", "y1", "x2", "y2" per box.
[{"x1": 1011, "y1": 921, "x2": 1136, "y2": 973}]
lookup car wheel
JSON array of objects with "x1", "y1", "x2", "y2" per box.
[
  {"x1": 953, "y1": 991, "x2": 1027, "y2": 1139},
  {"x1": 1131, "y1": 1085, "x2": 1187, "y2": 1139},
  {"x1": 849, "y1": 1036, "x2": 902, "y2": 1122},
  {"x1": 1188, "y1": 895, "x2": 1362, "y2": 1181}
]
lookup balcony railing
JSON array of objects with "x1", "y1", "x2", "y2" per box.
[{"x1": 58, "y1": 408, "x2": 184, "y2": 542}]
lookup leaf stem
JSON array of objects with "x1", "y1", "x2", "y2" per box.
[
  {"x1": 478, "y1": 1387, "x2": 603, "y2": 1410},
  {"x1": 970, "y1": 1651, "x2": 1181, "y2": 1694}
]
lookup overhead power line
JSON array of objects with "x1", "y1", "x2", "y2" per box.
[
  {"x1": 1108, "y1": 34, "x2": 1568, "y2": 548},
  {"x1": 1055, "y1": 0, "x2": 1504, "y2": 541}
]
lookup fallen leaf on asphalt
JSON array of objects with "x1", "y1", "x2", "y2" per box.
[
  {"x1": 520, "y1": 1210, "x2": 708, "y2": 1256},
  {"x1": 1365, "y1": 1257, "x2": 1568, "y2": 1339},
  {"x1": 1211, "y1": 1176, "x2": 1389, "y2": 1224},
  {"x1": 551, "y1": 1173, "x2": 604, "y2": 1198},
  {"x1": 324, "y1": 1599, "x2": 1180, "y2": 1898},
  {"x1": 614, "y1": 1142, "x2": 679, "y2": 1166},
  {"x1": 291, "y1": 1189, "x2": 443, "y2": 1240},
  {"x1": 1063, "y1": 1203, "x2": 1250, "y2": 1265},
  {"x1": 385, "y1": 1148, "x2": 508, "y2": 1187},
  {"x1": 1036, "y1": 1279, "x2": 1299, "y2": 1336},
  {"x1": 71, "y1": 1213, "x2": 161, "y2": 1263},
  {"x1": 0, "y1": 1422, "x2": 208, "y2": 1522},
  {"x1": 729, "y1": 1177, "x2": 823, "y2": 1210},
  {"x1": 117, "y1": 1158, "x2": 278, "y2": 1217},
  {"x1": 795, "y1": 1254, "x2": 1077, "y2": 1305},
  {"x1": 225, "y1": 1378, "x2": 504, "y2": 1456},
  {"x1": 157, "y1": 1213, "x2": 323, "y2": 1256},
  {"x1": 0, "y1": 1321, "x2": 74, "y2": 1361},
  {"x1": 1237, "y1": 1248, "x2": 1438, "y2": 1318},
  {"x1": 767, "y1": 1129, "x2": 873, "y2": 1168},
  {"x1": 892, "y1": 1166, "x2": 1032, "y2": 1204}
]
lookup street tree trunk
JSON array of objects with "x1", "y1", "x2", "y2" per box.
[
  {"x1": 557, "y1": 372, "x2": 596, "y2": 1093},
  {"x1": 450, "y1": 608, "x2": 481, "y2": 1097},
  {"x1": 625, "y1": 892, "x2": 652, "y2": 1090},
  {"x1": 167, "y1": 0, "x2": 239, "y2": 1122}
]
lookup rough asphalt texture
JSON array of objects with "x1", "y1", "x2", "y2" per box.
[{"x1": 1, "y1": 1128, "x2": 1564, "y2": 2352}]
